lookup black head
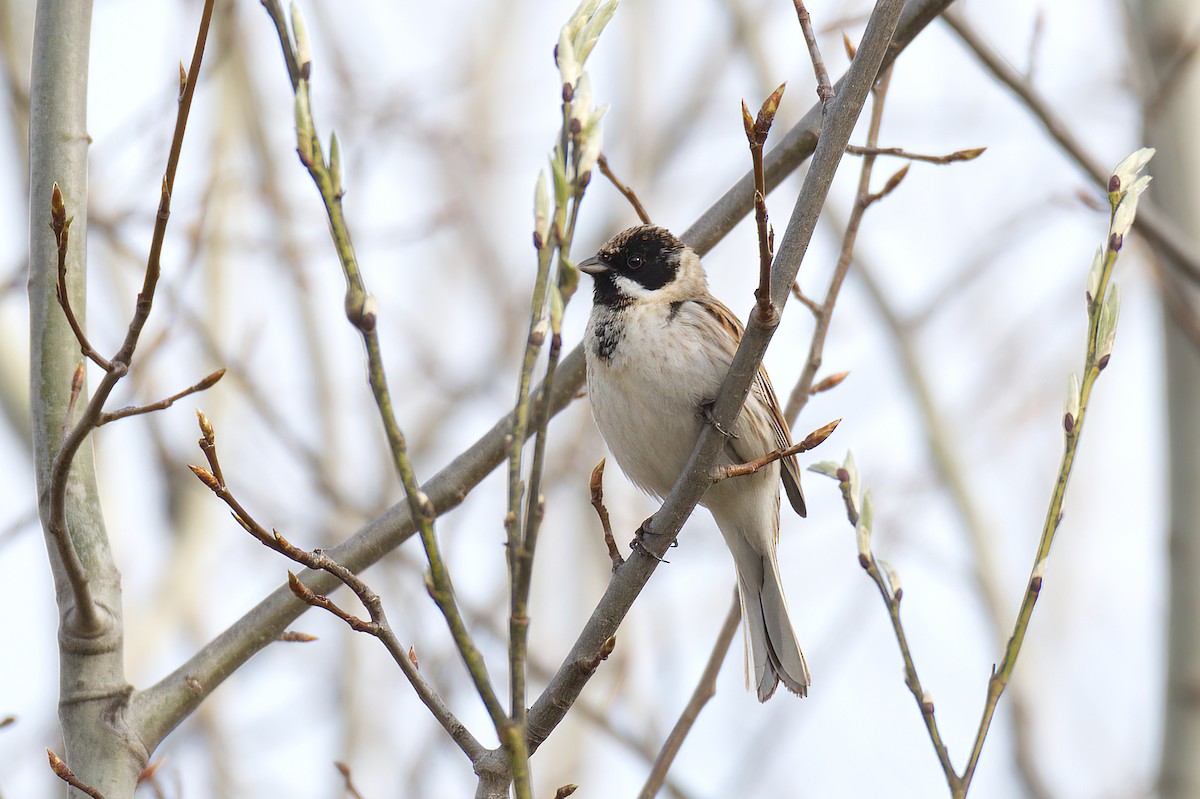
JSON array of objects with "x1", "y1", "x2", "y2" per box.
[{"x1": 579, "y1": 225, "x2": 686, "y2": 306}]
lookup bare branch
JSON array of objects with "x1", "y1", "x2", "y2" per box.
[
  {"x1": 186, "y1": 413, "x2": 487, "y2": 763},
  {"x1": 943, "y1": 9, "x2": 1200, "y2": 286},
  {"x1": 815, "y1": 463, "x2": 959, "y2": 786},
  {"x1": 638, "y1": 591, "x2": 741, "y2": 799},
  {"x1": 97, "y1": 368, "x2": 225, "y2": 426},
  {"x1": 42, "y1": 0, "x2": 215, "y2": 637},
  {"x1": 784, "y1": 66, "x2": 894, "y2": 425},
  {"x1": 792, "y1": 0, "x2": 834, "y2": 105},
  {"x1": 743, "y1": 83, "x2": 787, "y2": 323},
  {"x1": 51, "y1": 183, "x2": 111, "y2": 372},
  {"x1": 712, "y1": 418, "x2": 840, "y2": 482},
  {"x1": 846, "y1": 144, "x2": 986, "y2": 164},
  {"x1": 335, "y1": 762, "x2": 366, "y2": 799},
  {"x1": 598, "y1": 153, "x2": 653, "y2": 224},
  {"x1": 589, "y1": 459, "x2": 624, "y2": 571}
]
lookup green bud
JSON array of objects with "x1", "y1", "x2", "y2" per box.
[
  {"x1": 328, "y1": 131, "x2": 343, "y2": 197},
  {"x1": 294, "y1": 87, "x2": 314, "y2": 165},
  {"x1": 290, "y1": 2, "x2": 312, "y2": 80}
]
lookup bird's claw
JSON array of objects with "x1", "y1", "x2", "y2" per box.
[
  {"x1": 701, "y1": 401, "x2": 738, "y2": 439},
  {"x1": 630, "y1": 517, "x2": 676, "y2": 563}
]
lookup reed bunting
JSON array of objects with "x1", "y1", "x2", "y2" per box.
[{"x1": 579, "y1": 224, "x2": 809, "y2": 700}]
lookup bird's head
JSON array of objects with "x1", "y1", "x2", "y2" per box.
[{"x1": 578, "y1": 225, "x2": 707, "y2": 306}]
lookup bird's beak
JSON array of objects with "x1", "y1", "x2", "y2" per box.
[{"x1": 578, "y1": 256, "x2": 610, "y2": 276}]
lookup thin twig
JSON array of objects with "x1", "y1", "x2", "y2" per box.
[
  {"x1": 508, "y1": 43, "x2": 606, "y2": 793},
  {"x1": 47, "y1": 749, "x2": 107, "y2": 799},
  {"x1": 792, "y1": 0, "x2": 834, "y2": 105},
  {"x1": 287, "y1": 2, "x2": 507, "y2": 721},
  {"x1": 943, "y1": 9, "x2": 1200, "y2": 287},
  {"x1": 846, "y1": 144, "x2": 986, "y2": 164},
  {"x1": 638, "y1": 591, "x2": 741, "y2": 799},
  {"x1": 784, "y1": 65, "x2": 895, "y2": 426},
  {"x1": 956, "y1": 162, "x2": 1142, "y2": 795},
  {"x1": 853, "y1": 243, "x2": 1053, "y2": 799},
  {"x1": 598, "y1": 153, "x2": 652, "y2": 224},
  {"x1": 187, "y1": 413, "x2": 486, "y2": 763},
  {"x1": 61, "y1": 361, "x2": 84, "y2": 441},
  {"x1": 711, "y1": 417, "x2": 839, "y2": 481},
  {"x1": 742, "y1": 83, "x2": 786, "y2": 323},
  {"x1": 790, "y1": 282, "x2": 822, "y2": 314},
  {"x1": 51, "y1": 185, "x2": 111, "y2": 371},
  {"x1": 335, "y1": 762, "x2": 365, "y2": 799},
  {"x1": 98, "y1": 368, "x2": 225, "y2": 426},
  {"x1": 821, "y1": 464, "x2": 959, "y2": 785},
  {"x1": 589, "y1": 459, "x2": 624, "y2": 571}
]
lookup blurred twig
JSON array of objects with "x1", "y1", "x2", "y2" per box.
[
  {"x1": 784, "y1": 66, "x2": 904, "y2": 426},
  {"x1": 638, "y1": 591, "x2": 741, "y2": 799},
  {"x1": 943, "y1": 9, "x2": 1200, "y2": 287},
  {"x1": 792, "y1": 0, "x2": 834, "y2": 105},
  {"x1": 187, "y1": 412, "x2": 485, "y2": 763},
  {"x1": 598, "y1": 153, "x2": 652, "y2": 224}
]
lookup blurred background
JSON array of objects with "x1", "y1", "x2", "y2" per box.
[{"x1": 0, "y1": 0, "x2": 1181, "y2": 796}]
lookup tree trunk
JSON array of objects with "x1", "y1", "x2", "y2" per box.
[
  {"x1": 1133, "y1": 1, "x2": 1200, "y2": 795},
  {"x1": 28, "y1": 1, "x2": 142, "y2": 795}
]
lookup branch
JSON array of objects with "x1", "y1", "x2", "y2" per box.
[
  {"x1": 589, "y1": 459, "x2": 624, "y2": 572},
  {"x1": 51, "y1": 184, "x2": 111, "y2": 372},
  {"x1": 957, "y1": 151, "x2": 1150, "y2": 794},
  {"x1": 283, "y1": 3, "x2": 511, "y2": 750},
  {"x1": 638, "y1": 590, "x2": 741, "y2": 799},
  {"x1": 598, "y1": 153, "x2": 653, "y2": 224},
  {"x1": 129, "y1": 0, "x2": 956, "y2": 754},
  {"x1": 41, "y1": 0, "x2": 215, "y2": 638},
  {"x1": 186, "y1": 413, "x2": 486, "y2": 763},
  {"x1": 851, "y1": 235, "x2": 1053, "y2": 799},
  {"x1": 813, "y1": 457, "x2": 959, "y2": 785},
  {"x1": 683, "y1": 0, "x2": 957, "y2": 256},
  {"x1": 742, "y1": 84, "x2": 787, "y2": 322},
  {"x1": 784, "y1": 65, "x2": 896, "y2": 425},
  {"x1": 846, "y1": 144, "x2": 986, "y2": 164},
  {"x1": 792, "y1": 0, "x2": 834, "y2": 105},
  {"x1": 942, "y1": 9, "x2": 1200, "y2": 286},
  {"x1": 97, "y1": 368, "x2": 225, "y2": 426},
  {"x1": 711, "y1": 418, "x2": 839, "y2": 482}
]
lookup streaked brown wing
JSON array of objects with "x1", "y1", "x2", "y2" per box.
[{"x1": 695, "y1": 297, "x2": 807, "y2": 518}]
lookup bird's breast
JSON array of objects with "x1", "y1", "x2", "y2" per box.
[{"x1": 585, "y1": 301, "x2": 726, "y2": 499}]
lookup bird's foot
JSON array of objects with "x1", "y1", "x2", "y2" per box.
[
  {"x1": 629, "y1": 515, "x2": 677, "y2": 563},
  {"x1": 700, "y1": 401, "x2": 738, "y2": 439}
]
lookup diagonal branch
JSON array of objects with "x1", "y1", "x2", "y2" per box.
[
  {"x1": 638, "y1": 590, "x2": 741, "y2": 799},
  {"x1": 97, "y1": 368, "x2": 225, "y2": 426},
  {"x1": 942, "y1": 8, "x2": 1200, "y2": 286},
  {"x1": 186, "y1": 413, "x2": 486, "y2": 762},
  {"x1": 784, "y1": 64, "x2": 898, "y2": 424},
  {"x1": 792, "y1": 0, "x2": 834, "y2": 105}
]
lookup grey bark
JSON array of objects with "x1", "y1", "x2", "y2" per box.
[
  {"x1": 28, "y1": 0, "x2": 144, "y2": 796},
  {"x1": 1134, "y1": 1, "x2": 1200, "y2": 795}
]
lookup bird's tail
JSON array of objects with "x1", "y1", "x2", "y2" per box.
[{"x1": 737, "y1": 551, "x2": 810, "y2": 701}]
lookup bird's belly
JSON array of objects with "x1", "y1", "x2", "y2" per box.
[{"x1": 587, "y1": 334, "x2": 722, "y2": 500}]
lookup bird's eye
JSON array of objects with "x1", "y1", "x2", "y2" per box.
[{"x1": 627, "y1": 255, "x2": 644, "y2": 270}]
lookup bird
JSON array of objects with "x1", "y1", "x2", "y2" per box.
[{"x1": 578, "y1": 224, "x2": 810, "y2": 701}]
